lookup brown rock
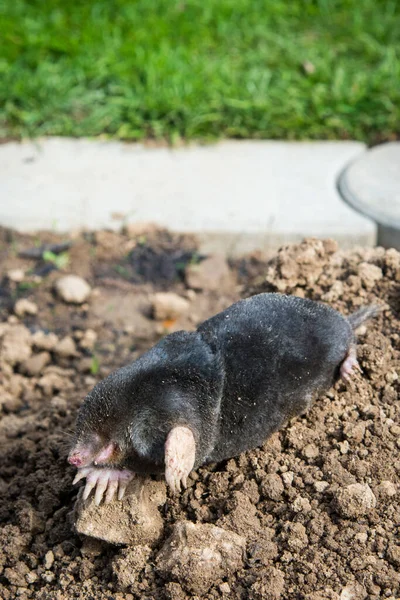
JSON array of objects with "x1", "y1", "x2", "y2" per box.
[
  {"x1": 357, "y1": 262, "x2": 383, "y2": 289},
  {"x1": 79, "y1": 329, "x2": 98, "y2": 350},
  {"x1": 260, "y1": 473, "x2": 284, "y2": 501},
  {"x1": 20, "y1": 352, "x2": 51, "y2": 377},
  {"x1": 31, "y1": 331, "x2": 59, "y2": 351},
  {"x1": 74, "y1": 477, "x2": 166, "y2": 545},
  {"x1": 155, "y1": 521, "x2": 246, "y2": 594},
  {"x1": 55, "y1": 275, "x2": 91, "y2": 304},
  {"x1": 185, "y1": 255, "x2": 235, "y2": 291},
  {"x1": 0, "y1": 323, "x2": 32, "y2": 365},
  {"x1": 339, "y1": 583, "x2": 367, "y2": 600},
  {"x1": 54, "y1": 336, "x2": 78, "y2": 357},
  {"x1": 152, "y1": 292, "x2": 190, "y2": 321},
  {"x1": 334, "y1": 483, "x2": 377, "y2": 518},
  {"x1": 14, "y1": 298, "x2": 38, "y2": 317}
]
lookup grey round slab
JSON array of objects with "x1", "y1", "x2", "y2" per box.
[{"x1": 338, "y1": 142, "x2": 400, "y2": 229}]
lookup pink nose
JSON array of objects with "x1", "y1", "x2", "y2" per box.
[{"x1": 68, "y1": 454, "x2": 84, "y2": 467}]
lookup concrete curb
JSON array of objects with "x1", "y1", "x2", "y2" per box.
[{"x1": 0, "y1": 138, "x2": 376, "y2": 255}]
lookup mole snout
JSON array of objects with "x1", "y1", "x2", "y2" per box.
[{"x1": 68, "y1": 451, "x2": 90, "y2": 468}]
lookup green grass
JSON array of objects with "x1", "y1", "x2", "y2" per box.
[{"x1": 1, "y1": 0, "x2": 399, "y2": 142}]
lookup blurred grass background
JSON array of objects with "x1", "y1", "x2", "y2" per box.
[{"x1": 0, "y1": 0, "x2": 399, "y2": 143}]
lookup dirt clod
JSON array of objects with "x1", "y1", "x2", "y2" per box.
[
  {"x1": 334, "y1": 483, "x2": 377, "y2": 518},
  {"x1": 55, "y1": 275, "x2": 91, "y2": 304},
  {"x1": 74, "y1": 478, "x2": 166, "y2": 546},
  {"x1": 152, "y1": 292, "x2": 190, "y2": 320},
  {"x1": 155, "y1": 521, "x2": 246, "y2": 594}
]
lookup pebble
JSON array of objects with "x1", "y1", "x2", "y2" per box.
[
  {"x1": 334, "y1": 483, "x2": 377, "y2": 518},
  {"x1": 314, "y1": 481, "x2": 329, "y2": 493},
  {"x1": 260, "y1": 473, "x2": 284, "y2": 500},
  {"x1": 292, "y1": 496, "x2": 311, "y2": 513},
  {"x1": 340, "y1": 583, "x2": 367, "y2": 600},
  {"x1": 55, "y1": 275, "x2": 91, "y2": 304},
  {"x1": 376, "y1": 480, "x2": 397, "y2": 498},
  {"x1": 357, "y1": 263, "x2": 383, "y2": 289},
  {"x1": 303, "y1": 443, "x2": 319, "y2": 459},
  {"x1": 21, "y1": 351, "x2": 51, "y2": 376},
  {"x1": 79, "y1": 329, "x2": 98, "y2": 350},
  {"x1": 44, "y1": 550, "x2": 54, "y2": 570},
  {"x1": 32, "y1": 331, "x2": 59, "y2": 351},
  {"x1": 185, "y1": 255, "x2": 234, "y2": 292},
  {"x1": 155, "y1": 521, "x2": 246, "y2": 595},
  {"x1": 7, "y1": 269, "x2": 25, "y2": 283},
  {"x1": 54, "y1": 336, "x2": 78, "y2": 357},
  {"x1": 152, "y1": 292, "x2": 190, "y2": 321},
  {"x1": 14, "y1": 298, "x2": 38, "y2": 317}
]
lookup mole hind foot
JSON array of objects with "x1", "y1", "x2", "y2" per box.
[
  {"x1": 73, "y1": 467, "x2": 134, "y2": 505},
  {"x1": 165, "y1": 426, "x2": 196, "y2": 493},
  {"x1": 340, "y1": 346, "x2": 361, "y2": 382}
]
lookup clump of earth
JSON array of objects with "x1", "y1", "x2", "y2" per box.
[{"x1": 0, "y1": 228, "x2": 399, "y2": 600}]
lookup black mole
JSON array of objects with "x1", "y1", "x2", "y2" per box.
[{"x1": 68, "y1": 293, "x2": 379, "y2": 504}]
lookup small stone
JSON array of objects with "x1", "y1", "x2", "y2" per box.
[
  {"x1": 20, "y1": 352, "x2": 51, "y2": 376},
  {"x1": 155, "y1": 521, "x2": 246, "y2": 595},
  {"x1": 7, "y1": 269, "x2": 25, "y2": 283},
  {"x1": 152, "y1": 292, "x2": 190, "y2": 321},
  {"x1": 386, "y1": 542, "x2": 400, "y2": 566},
  {"x1": 54, "y1": 336, "x2": 78, "y2": 357},
  {"x1": 334, "y1": 483, "x2": 377, "y2": 518},
  {"x1": 354, "y1": 532, "x2": 368, "y2": 544},
  {"x1": 55, "y1": 275, "x2": 91, "y2": 304},
  {"x1": 25, "y1": 571, "x2": 38, "y2": 584},
  {"x1": 281, "y1": 471, "x2": 294, "y2": 487},
  {"x1": 292, "y1": 496, "x2": 311, "y2": 513},
  {"x1": 390, "y1": 424, "x2": 400, "y2": 436},
  {"x1": 357, "y1": 263, "x2": 383, "y2": 289},
  {"x1": 303, "y1": 443, "x2": 319, "y2": 459},
  {"x1": 314, "y1": 481, "x2": 329, "y2": 493},
  {"x1": 44, "y1": 551, "x2": 54, "y2": 570},
  {"x1": 31, "y1": 331, "x2": 59, "y2": 351},
  {"x1": 219, "y1": 582, "x2": 231, "y2": 594},
  {"x1": 14, "y1": 298, "x2": 38, "y2": 317},
  {"x1": 260, "y1": 474, "x2": 284, "y2": 500},
  {"x1": 0, "y1": 324, "x2": 32, "y2": 365},
  {"x1": 376, "y1": 480, "x2": 397, "y2": 498},
  {"x1": 79, "y1": 329, "x2": 97, "y2": 350},
  {"x1": 185, "y1": 255, "x2": 235, "y2": 292},
  {"x1": 340, "y1": 583, "x2": 367, "y2": 600}
]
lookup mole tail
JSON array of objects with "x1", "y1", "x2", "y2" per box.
[{"x1": 347, "y1": 305, "x2": 382, "y2": 330}]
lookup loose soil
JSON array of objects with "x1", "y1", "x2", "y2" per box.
[{"x1": 0, "y1": 229, "x2": 399, "y2": 600}]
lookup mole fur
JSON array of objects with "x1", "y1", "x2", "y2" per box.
[{"x1": 72, "y1": 293, "x2": 379, "y2": 474}]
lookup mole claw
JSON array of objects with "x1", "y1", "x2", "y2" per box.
[
  {"x1": 73, "y1": 471, "x2": 86, "y2": 485},
  {"x1": 117, "y1": 478, "x2": 130, "y2": 501},
  {"x1": 94, "y1": 478, "x2": 109, "y2": 505},
  {"x1": 83, "y1": 480, "x2": 96, "y2": 501},
  {"x1": 105, "y1": 480, "x2": 118, "y2": 504}
]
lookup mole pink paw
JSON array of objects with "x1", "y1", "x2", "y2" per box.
[
  {"x1": 340, "y1": 347, "x2": 361, "y2": 382},
  {"x1": 73, "y1": 467, "x2": 134, "y2": 505},
  {"x1": 165, "y1": 426, "x2": 196, "y2": 494}
]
